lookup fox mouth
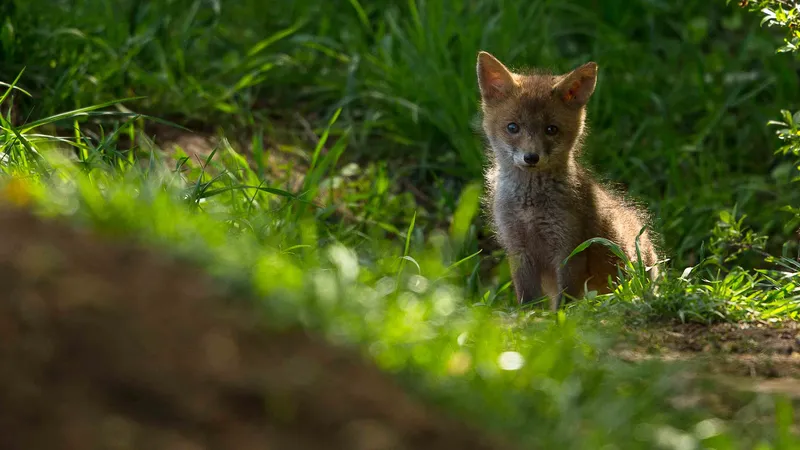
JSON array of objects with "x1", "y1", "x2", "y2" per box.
[{"x1": 516, "y1": 160, "x2": 540, "y2": 170}]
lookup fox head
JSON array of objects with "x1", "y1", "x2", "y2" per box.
[{"x1": 476, "y1": 51, "x2": 597, "y2": 173}]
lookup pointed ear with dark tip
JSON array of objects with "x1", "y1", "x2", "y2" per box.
[
  {"x1": 553, "y1": 62, "x2": 598, "y2": 107},
  {"x1": 477, "y1": 51, "x2": 516, "y2": 102}
]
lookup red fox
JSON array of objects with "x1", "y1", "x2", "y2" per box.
[{"x1": 476, "y1": 51, "x2": 660, "y2": 311}]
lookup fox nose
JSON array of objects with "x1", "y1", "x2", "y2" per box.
[{"x1": 523, "y1": 153, "x2": 539, "y2": 165}]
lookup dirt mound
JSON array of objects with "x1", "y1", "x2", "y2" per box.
[{"x1": 0, "y1": 206, "x2": 511, "y2": 450}]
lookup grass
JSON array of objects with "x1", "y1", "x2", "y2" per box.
[
  {"x1": 6, "y1": 1, "x2": 800, "y2": 271},
  {"x1": 2, "y1": 110, "x2": 798, "y2": 449},
  {"x1": 2, "y1": 0, "x2": 800, "y2": 447}
]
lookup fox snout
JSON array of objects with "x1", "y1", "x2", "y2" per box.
[
  {"x1": 511, "y1": 147, "x2": 545, "y2": 170},
  {"x1": 522, "y1": 152, "x2": 539, "y2": 166}
]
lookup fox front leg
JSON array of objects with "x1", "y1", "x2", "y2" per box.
[
  {"x1": 509, "y1": 253, "x2": 544, "y2": 305},
  {"x1": 554, "y1": 253, "x2": 588, "y2": 311}
]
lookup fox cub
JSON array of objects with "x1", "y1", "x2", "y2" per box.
[{"x1": 476, "y1": 51, "x2": 659, "y2": 311}]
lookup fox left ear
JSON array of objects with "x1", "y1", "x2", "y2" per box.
[
  {"x1": 477, "y1": 51, "x2": 516, "y2": 102},
  {"x1": 553, "y1": 62, "x2": 598, "y2": 107}
]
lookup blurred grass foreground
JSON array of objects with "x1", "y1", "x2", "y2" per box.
[{"x1": 0, "y1": 0, "x2": 800, "y2": 448}]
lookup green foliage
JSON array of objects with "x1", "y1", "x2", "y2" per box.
[
  {"x1": 3, "y1": 0, "x2": 800, "y2": 268},
  {"x1": 737, "y1": 0, "x2": 800, "y2": 53},
  {"x1": 708, "y1": 209, "x2": 769, "y2": 265},
  {"x1": 737, "y1": 1, "x2": 800, "y2": 252}
]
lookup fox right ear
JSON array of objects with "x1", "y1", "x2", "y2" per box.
[
  {"x1": 553, "y1": 62, "x2": 598, "y2": 108},
  {"x1": 477, "y1": 51, "x2": 516, "y2": 102}
]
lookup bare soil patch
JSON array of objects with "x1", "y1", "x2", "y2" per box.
[
  {"x1": 632, "y1": 321, "x2": 799, "y2": 356},
  {"x1": 0, "y1": 205, "x2": 512, "y2": 450},
  {"x1": 616, "y1": 321, "x2": 800, "y2": 400}
]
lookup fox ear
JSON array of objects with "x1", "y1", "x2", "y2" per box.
[
  {"x1": 477, "y1": 51, "x2": 516, "y2": 102},
  {"x1": 553, "y1": 62, "x2": 598, "y2": 107}
]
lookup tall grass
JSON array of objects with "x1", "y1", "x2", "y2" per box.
[{"x1": 4, "y1": 0, "x2": 799, "y2": 267}]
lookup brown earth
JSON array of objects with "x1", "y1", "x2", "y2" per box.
[
  {"x1": 0, "y1": 205, "x2": 514, "y2": 450},
  {"x1": 616, "y1": 321, "x2": 800, "y2": 402}
]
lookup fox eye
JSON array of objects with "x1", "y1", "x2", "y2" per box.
[
  {"x1": 506, "y1": 123, "x2": 520, "y2": 134},
  {"x1": 545, "y1": 125, "x2": 558, "y2": 136}
]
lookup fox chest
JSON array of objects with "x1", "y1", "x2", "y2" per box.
[{"x1": 493, "y1": 190, "x2": 578, "y2": 260}]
